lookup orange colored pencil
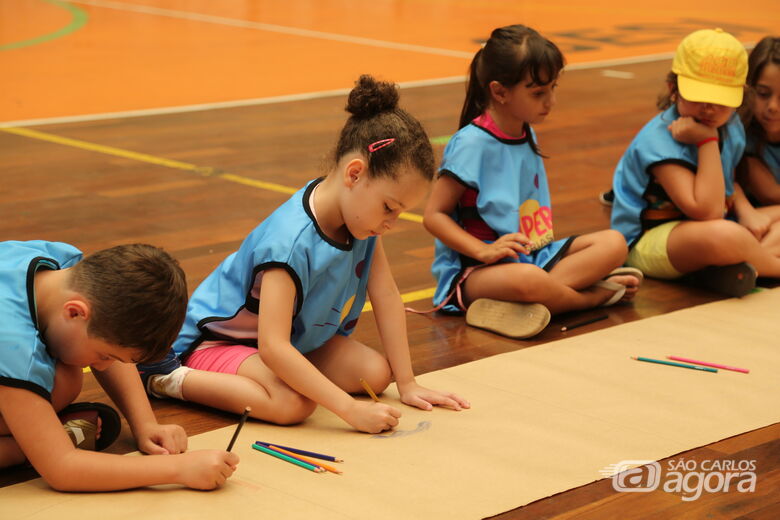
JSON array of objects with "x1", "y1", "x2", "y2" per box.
[{"x1": 269, "y1": 445, "x2": 342, "y2": 474}]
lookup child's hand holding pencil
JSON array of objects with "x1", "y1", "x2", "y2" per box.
[{"x1": 342, "y1": 399, "x2": 401, "y2": 434}]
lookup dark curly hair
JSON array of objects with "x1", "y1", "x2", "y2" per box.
[{"x1": 333, "y1": 74, "x2": 434, "y2": 181}]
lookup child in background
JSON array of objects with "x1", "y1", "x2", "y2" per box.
[
  {"x1": 734, "y1": 36, "x2": 780, "y2": 253},
  {"x1": 422, "y1": 24, "x2": 641, "y2": 340},
  {"x1": 610, "y1": 28, "x2": 780, "y2": 296},
  {"x1": 737, "y1": 36, "x2": 780, "y2": 247},
  {"x1": 139, "y1": 75, "x2": 469, "y2": 434},
  {"x1": 0, "y1": 241, "x2": 238, "y2": 491},
  {"x1": 599, "y1": 38, "x2": 780, "y2": 210}
]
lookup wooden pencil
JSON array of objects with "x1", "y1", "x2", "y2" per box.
[
  {"x1": 252, "y1": 443, "x2": 324, "y2": 472},
  {"x1": 560, "y1": 314, "x2": 608, "y2": 332},
  {"x1": 269, "y1": 445, "x2": 342, "y2": 474},
  {"x1": 359, "y1": 377, "x2": 380, "y2": 402},
  {"x1": 226, "y1": 406, "x2": 251, "y2": 452},
  {"x1": 254, "y1": 441, "x2": 343, "y2": 462}
]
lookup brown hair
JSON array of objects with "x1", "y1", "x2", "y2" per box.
[
  {"x1": 657, "y1": 72, "x2": 679, "y2": 111},
  {"x1": 460, "y1": 24, "x2": 564, "y2": 156},
  {"x1": 69, "y1": 244, "x2": 187, "y2": 363},
  {"x1": 333, "y1": 75, "x2": 434, "y2": 181}
]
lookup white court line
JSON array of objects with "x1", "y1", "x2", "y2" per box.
[
  {"x1": 0, "y1": 52, "x2": 681, "y2": 128},
  {"x1": 66, "y1": 0, "x2": 474, "y2": 59},
  {"x1": 601, "y1": 69, "x2": 636, "y2": 79},
  {"x1": 2, "y1": 19, "x2": 755, "y2": 130},
  {"x1": 0, "y1": 76, "x2": 467, "y2": 128}
]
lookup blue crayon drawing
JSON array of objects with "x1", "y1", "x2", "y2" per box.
[{"x1": 371, "y1": 420, "x2": 431, "y2": 439}]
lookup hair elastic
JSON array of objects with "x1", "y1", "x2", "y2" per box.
[{"x1": 368, "y1": 138, "x2": 395, "y2": 153}]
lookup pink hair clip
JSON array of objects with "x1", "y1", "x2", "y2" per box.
[{"x1": 368, "y1": 138, "x2": 395, "y2": 153}]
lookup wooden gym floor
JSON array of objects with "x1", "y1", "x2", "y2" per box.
[{"x1": 1, "y1": 1, "x2": 779, "y2": 517}]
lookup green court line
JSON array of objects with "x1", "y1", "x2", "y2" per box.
[{"x1": 1, "y1": 0, "x2": 88, "y2": 51}]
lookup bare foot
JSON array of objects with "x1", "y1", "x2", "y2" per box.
[{"x1": 603, "y1": 274, "x2": 641, "y2": 301}]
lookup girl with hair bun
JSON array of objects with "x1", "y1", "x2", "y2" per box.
[{"x1": 138, "y1": 75, "x2": 469, "y2": 434}]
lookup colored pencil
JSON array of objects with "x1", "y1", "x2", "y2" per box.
[
  {"x1": 252, "y1": 443, "x2": 324, "y2": 472},
  {"x1": 560, "y1": 314, "x2": 608, "y2": 332},
  {"x1": 667, "y1": 356, "x2": 749, "y2": 373},
  {"x1": 631, "y1": 356, "x2": 718, "y2": 373},
  {"x1": 226, "y1": 406, "x2": 251, "y2": 452},
  {"x1": 254, "y1": 441, "x2": 343, "y2": 462},
  {"x1": 269, "y1": 445, "x2": 342, "y2": 474},
  {"x1": 360, "y1": 377, "x2": 380, "y2": 402}
]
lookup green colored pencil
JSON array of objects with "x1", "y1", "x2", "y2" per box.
[
  {"x1": 631, "y1": 356, "x2": 718, "y2": 373},
  {"x1": 252, "y1": 443, "x2": 324, "y2": 472}
]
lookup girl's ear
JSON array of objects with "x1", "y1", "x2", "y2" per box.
[
  {"x1": 488, "y1": 80, "x2": 508, "y2": 105},
  {"x1": 343, "y1": 157, "x2": 367, "y2": 188},
  {"x1": 667, "y1": 82, "x2": 677, "y2": 102}
]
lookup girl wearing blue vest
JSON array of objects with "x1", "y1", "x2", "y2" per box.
[
  {"x1": 740, "y1": 37, "x2": 780, "y2": 204},
  {"x1": 611, "y1": 29, "x2": 780, "y2": 296},
  {"x1": 737, "y1": 36, "x2": 780, "y2": 252},
  {"x1": 139, "y1": 76, "x2": 469, "y2": 434},
  {"x1": 423, "y1": 25, "x2": 641, "y2": 340}
]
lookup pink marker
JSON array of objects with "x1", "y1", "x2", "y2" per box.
[{"x1": 667, "y1": 356, "x2": 749, "y2": 374}]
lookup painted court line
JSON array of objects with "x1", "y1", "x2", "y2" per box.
[
  {"x1": 0, "y1": 0, "x2": 88, "y2": 51},
  {"x1": 0, "y1": 75, "x2": 468, "y2": 129},
  {"x1": 4, "y1": 19, "x2": 749, "y2": 127},
  {"x1": 6, "y1": 45, "x2": 745, "y2": 128},
  {"x1": 0, "y1": 126, "x2": 423, "y2": 223},
  {"x1": 0, "y1": 51, "x2": 695, "y2": 128},
  {"x1": 1, "y1": 126, "x2": 435, "y2": 330},
  {"x1": 66, "y1": 0, "x2": 474, "y2": 59}
]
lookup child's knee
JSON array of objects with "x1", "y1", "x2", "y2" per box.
[
  {"x1": 503, "y1": 265, "x2": 549, "y2": 301},
  {"x1": 265, "y1": 392, "x2": 317, "y2": 426},
  {"x1": 594, "y1": 229, "x2": 628, "y2": 263},
  {"x1": 0, "y1": 436, "x2": 27, "y2": 469},
  {"x1": 606, "y1": 229, "x2": 629, "y2": 257},
  {"x1": 361, "y1": 355, "x2": 392, "y2": 394},
  {"x1": 699, "y1": 220, "x2": 752, "y2": 258}
]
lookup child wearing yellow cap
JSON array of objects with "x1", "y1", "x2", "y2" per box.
[{"x1": 610, "y1": 28, "x2": 780, "y2": 296}]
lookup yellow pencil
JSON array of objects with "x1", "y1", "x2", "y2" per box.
[
  {"x1": 359, "y1": 378, "x2": 379, "y2": 402},
  {"x1": 269, "y1": 445, "x2": 342, "y2": 475}
]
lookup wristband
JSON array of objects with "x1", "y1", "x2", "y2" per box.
[{"x1": 696, "y1": 136, "x2": 719, "y2": 147}]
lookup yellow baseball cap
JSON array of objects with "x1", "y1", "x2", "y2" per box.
[{"x1": 671, "y1": 28, "x2": 747, "y2": 108}]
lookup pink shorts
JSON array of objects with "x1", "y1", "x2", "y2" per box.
[{"x1": 184, "y1": 343, "x2": 257, "y2": 374}]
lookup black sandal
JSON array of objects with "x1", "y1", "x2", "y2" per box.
[
  {"x1": 58, "y1": 402, "x2": 121, "y2": 451},
  {"x1": 683, "y1": 262, "x2": 757, "y2": 298}
]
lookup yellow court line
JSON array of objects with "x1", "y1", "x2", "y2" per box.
[
  {"x1": 361, "y1": 287, "x2": 435, "y2": 313},
  {"x1": 0, "y1": 126, "x2": 423, "y2": 222},
  {"x1": 4, "y1": 125, "x2": 434, "y2": 321}
]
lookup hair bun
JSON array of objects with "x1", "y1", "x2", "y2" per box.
[{"x1": 346, "y1": 75, "x2": 399, "y2": 118}]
